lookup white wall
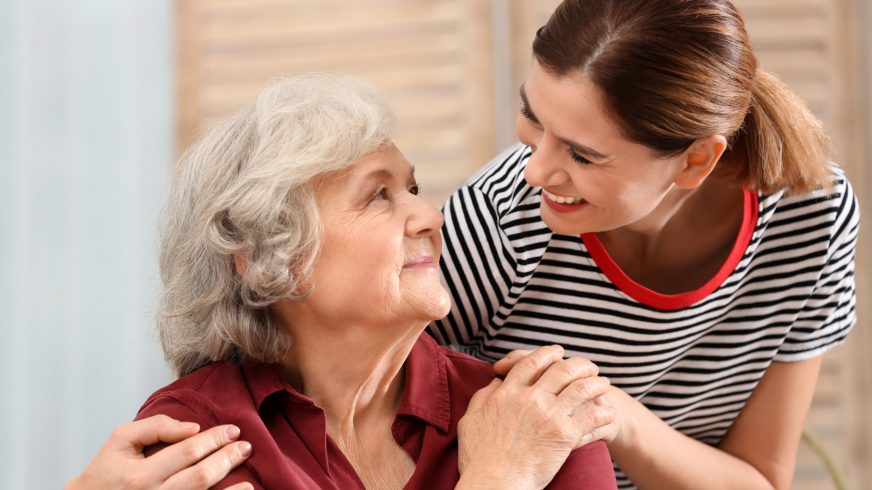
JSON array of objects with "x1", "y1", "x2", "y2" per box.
[{"x1": 0, "y1": 1, "x2": 174, "y2": 487}]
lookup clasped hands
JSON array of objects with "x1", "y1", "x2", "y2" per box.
[{"x1": 457, "y1": 344, "x2": 618, "y2": 489}]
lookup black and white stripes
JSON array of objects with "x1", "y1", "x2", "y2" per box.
[{"x1": 429, "y1": 144, "x2": 859, "y2": 489}]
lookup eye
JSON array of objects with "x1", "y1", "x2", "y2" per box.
[
  {"x1": 371, "y1": 186, "x2": 388, "y2": 201},
  {"x1": 569, "y1": 148, "x2": 592, "y2": 165},
  {"x1": 519, "y1": 103, "x2": 537, "y2": 123},
  {"x1": 409, "y1": 183, "x2": 421, "y2": 196}
]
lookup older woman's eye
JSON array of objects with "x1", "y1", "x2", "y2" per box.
[{"x1": 371, "y1": 187, "x2": 388, "y2": 201}]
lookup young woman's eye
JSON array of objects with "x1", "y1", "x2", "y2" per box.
[
  {"x1": 519, "y1": 104, "x2": 536, "y2": 122},
  {"x1": 569, "y1": 149, "x2": 592, "y2": 165},
  {"x1": 409, "y1": 183, "x2": 421, "y2": 196}
]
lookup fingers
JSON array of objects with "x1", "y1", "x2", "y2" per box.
[
  {"x1": 160, "y1": 439, "x2": 253, "y2": 490},
  {"x1": 493, "y1": 349, "x2": 533, "y2": 376},
  {"x1": 502, "y1": 345, "x2": 565, "y2": 387},
  {"x1": 146, "y1": 424, "x2": 245, "y2": 481},
  {"x1": 569, "y1": 400, "x2": 616, "y2": 449},
  {"x1": 110, "y1": 415, "x2": 200, "y2": 451},
  {"x1": 533, "y1": 357, "x2": 599, "y2": 395},
  {"x1": 553, "y1": 375, "x2": 610, "y2": 414}
]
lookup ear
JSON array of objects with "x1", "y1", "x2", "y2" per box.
[
  {"x1": 234, "y1": 254, "x2": 248, "y2": 276},
  {"x1": 673, "y1": 135, "x2": 728, "y2": 190}
]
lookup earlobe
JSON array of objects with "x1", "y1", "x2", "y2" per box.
[{"x1": 674, "y1": 135, "x2": 728, "y2": 189}]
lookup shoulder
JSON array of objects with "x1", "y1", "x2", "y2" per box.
[
  {"x1": 445, "y1": 143, "x2": 535, "y2": 218},
  {"x1": 548, "y1": 440, "x2": 617, "y2": 489},
  {"x1": 759, "y1": 163, "x2": 859, "y2": 247},
  {"x1": 766, "y1": 163, "x2": 858, "y2": 223},
  {"x1": 437, "y1": 344, "x2": 497, "y2": 397},
  {"x1": 441, "y1": 144, "x2": 551, "y2": 257},
  {"x1": 136, "y1": 362, "x2": 249, "y2": 427}
]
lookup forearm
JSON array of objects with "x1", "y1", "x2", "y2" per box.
[{"x1": 608, "y1": 388, "x2": 774, "y2": 490}]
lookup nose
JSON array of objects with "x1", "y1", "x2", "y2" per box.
[
  {"x1": 405, "y1": 193, "x2": 444, "y2": 239},
  {"x1": 523, "y1": 138, "x2": 571, "y2": 189}
]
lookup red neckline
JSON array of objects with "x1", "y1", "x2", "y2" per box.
[{"x1": 581, "y1": 188, "x2": 759, "y2": 311}]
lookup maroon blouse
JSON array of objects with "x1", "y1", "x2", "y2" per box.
[{"x1": 136, "y1": 333, "x2": 617, "y2": 489}]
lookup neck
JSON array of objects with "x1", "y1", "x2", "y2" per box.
[
  {"x1": 275, "y1": 308, "x2": 424, "y2": 435},
  {"x1": 597, "y1": 174, "x2": 744, "y2": 292},
  {"x1": 604, "y1": 173, "x2": 741, "y2": 256}
]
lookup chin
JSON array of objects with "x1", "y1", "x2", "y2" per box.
[
  {"x1": 428, "y1": 291, "x2": 452, "y2": 319},
  {"x1": 422, "y1": 289, "x2": 452, "y2": 321},
  {"x1": 541, "y1": 216, "x2": 588, "y2": 236}
]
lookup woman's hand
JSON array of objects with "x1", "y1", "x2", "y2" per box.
[
  {"x1": 456, "y1": 345, "x2": 615, "y2": 490},
  {"x1": 65, "y1": 414, "x2": 253, "y2": 490},
  {"x1": 495, "y1": 348, "x2": 622, "y2": 445}
]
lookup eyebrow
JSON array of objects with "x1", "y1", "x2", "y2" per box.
[
  {"x1": 359, "y1": 165, "x2": 416, "y2": 185},
  {"x1": 519, "y1": 84, "x2": 611, "y2": 161}
]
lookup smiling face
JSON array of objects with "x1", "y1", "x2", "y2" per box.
[
  {"x1": 298, "y1": 144, "x2": 450, "y2": 329},
  {"x1": 517, "y1": 61, "x2": 690, "y2": 236}
]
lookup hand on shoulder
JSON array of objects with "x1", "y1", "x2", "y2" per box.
[
  {"x1": 66, "y1": 414, "x2": 253, "y2": 490},
  {"x1": 457, "y1": 345, "x2": 616, "y2": 489}
]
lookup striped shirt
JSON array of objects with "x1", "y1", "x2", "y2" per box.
[{"x1": 428, "y1": 144, "x2": 859, "y2": 489}]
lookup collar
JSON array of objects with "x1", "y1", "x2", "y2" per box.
[
  {"x1": 396, "y1": 333, "x2": 451, "y2": 432},
  {"x1": 240, "y1": 333, "x2": 452, "y2": 432}
]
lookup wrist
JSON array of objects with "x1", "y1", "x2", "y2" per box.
[{"x1": 606, "y1": 387, "x2": 638, "y2": 456}]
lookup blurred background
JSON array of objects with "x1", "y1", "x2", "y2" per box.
[{"x1": 1, "y1": 0, "x2": 868, "y2": 488}]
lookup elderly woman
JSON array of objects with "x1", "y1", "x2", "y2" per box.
[{"x1": 114, "y1": 74, "x2": 617, "y2": 490}]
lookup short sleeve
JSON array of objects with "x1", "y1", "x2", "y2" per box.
[
  {"x1": 775, "y1": 171, "x2": 860, "y2": 362},
  {"x1": 428, "y1": 147, "x2": 526, "y2": 353},
  {"x1": 547, "y1": 441, "x2": 617, "y2": 489},
  {"x1": 136, "y1": 395, "x2": 264, "y2": 490}
]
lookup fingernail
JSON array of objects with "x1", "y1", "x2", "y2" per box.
[
  {"x1": 226, "y1": 425, "x2": 241, "y2": 440},
  {"x1": 580, "y1": 434, "x2": 593, "y2": 446},
  {"x1": 238, "y1": 441, "x2": 252, "y2": 457}
]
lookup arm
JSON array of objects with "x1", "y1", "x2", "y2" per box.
[
  {"x1": 609, "y1": 356, "x2": 821, "y2": 490},
  {"x1": 65, "y1": 414, "x2": 253, "y2": 490}
]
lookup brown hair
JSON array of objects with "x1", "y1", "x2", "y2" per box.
[{"x1": 532, "y1": 0, "x2": 830, "y2": 194}]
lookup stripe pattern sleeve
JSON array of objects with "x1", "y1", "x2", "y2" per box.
[
  {"x1": 774, "y1": 167, "x2": 860, "y2": 361},
  {"x1": 428, "y1": 145, "x2": 529, "y2": 352}
]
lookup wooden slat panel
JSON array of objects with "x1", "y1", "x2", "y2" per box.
[
  {"x1": 176, "y1": 0, "x2": 495, "y2": 207},
  {"x1": 200, "y1": 3, "x2": 463, "y2": 47}
]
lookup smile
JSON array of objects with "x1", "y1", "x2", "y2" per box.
[
  {"x1": 541, "y1": 189, "x2": 589, "y2": 214},
  {"x1": 543, "y1": 190, "x2": 585, "y2": 204},
  {"x1": 403, "y1": 255, "x2": 437, "y2": 269}
]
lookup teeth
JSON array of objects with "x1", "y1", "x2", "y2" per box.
[{"x1": 544, "y1": 190, "x2": 584, "y2": 204}]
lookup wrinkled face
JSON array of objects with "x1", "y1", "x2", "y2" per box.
[
  {"x1": 517, "y1": 61, "x2": 687, "y2": 235},
  {"x1": 304, "y1": 144, "x2": 450, "y2": 328}
]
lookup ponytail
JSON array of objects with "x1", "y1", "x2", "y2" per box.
[{"x1": 733, "y1": 70, "x2": 831, "y2": 195}]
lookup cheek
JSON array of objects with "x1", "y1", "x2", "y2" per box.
[{"x1": 616, "y1": 181, "x2": 670, "y2": 220}]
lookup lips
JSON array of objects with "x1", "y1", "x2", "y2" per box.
[
  {"x1": 542, "y1": 189, "x2": 588, "y2": 213},
  {"x1": 403, "y1": 255, "x2": 436, "y2": 268}
]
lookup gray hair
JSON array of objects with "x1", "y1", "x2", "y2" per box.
[{"x1": 158, "y1": 74, "x2": 396, "y2": 376}]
